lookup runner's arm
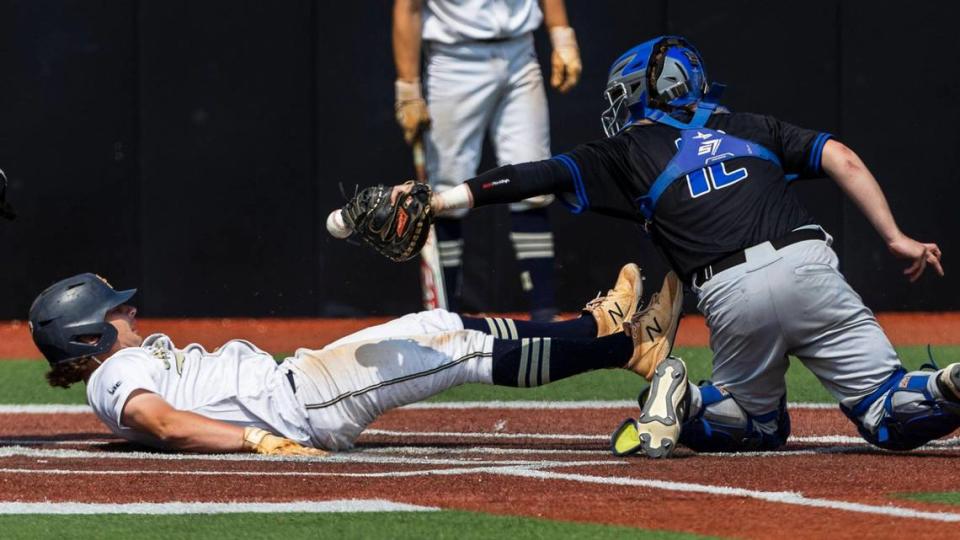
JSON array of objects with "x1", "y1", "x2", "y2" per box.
[{"x1": 121, "y1": 390, "x2": 246, "y2": 452}]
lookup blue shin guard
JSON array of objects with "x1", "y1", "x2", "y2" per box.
[
  {"x1": 842, "y1": 368, "x2": 960, "y2": 451},
  {"x1": 680, "y1": 385, "x2": 791, "y2": 452}
]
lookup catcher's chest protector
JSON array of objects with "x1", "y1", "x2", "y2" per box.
[{"x1": 635, "y1": 128, "x2": 783, "y2": 221}]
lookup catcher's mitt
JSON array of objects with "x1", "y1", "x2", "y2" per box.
[{"x1": 341, "y1": 181, "x2": 433, "y2": 262}]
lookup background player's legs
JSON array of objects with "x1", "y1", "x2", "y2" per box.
[
  {"x1": 434, "y1": 217, "x2": 464, "y2": 307},
  {"x1": 489, "y1": 36, "x2": 557, "y2": 321},
  {"x1": 508, "y1": 208, "x2": 557, "y2": 321},
  {"x1": 424, "y1": 41, "x2": 501, "y2": 312}
]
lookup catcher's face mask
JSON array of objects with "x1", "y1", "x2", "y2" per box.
[{"x1": 601, "y1": 36, "x2": 711, "y2": 137}]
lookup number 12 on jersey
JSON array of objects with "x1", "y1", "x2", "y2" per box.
[{"x1": 686, "y1": 162, "x2": 749, "y2": 198}]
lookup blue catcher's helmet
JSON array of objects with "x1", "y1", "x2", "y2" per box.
[
  {"x1": 601, "y1": 36, "x2": 716, "y2": 136},
  {"x1": 28, "y1": 273, "x2": 137, "y2": 364}
]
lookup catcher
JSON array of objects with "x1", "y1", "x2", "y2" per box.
[
  {"x1": 28, "y1": 267, "x2": 680, "y2": 455},
  {"x1": 333, "y1": 35, "x2": 954, "y2": 460}
]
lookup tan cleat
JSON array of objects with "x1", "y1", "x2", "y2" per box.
[
  {"x1": 623, "y1": 271, "x2": 683, "y2": 380},
  {"x1": 583, "y1": 263, "x2": 644, "y2": 337}
]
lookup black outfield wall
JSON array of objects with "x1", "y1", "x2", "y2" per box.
[{"x1": 1, "y1": 1, "x2": 957, "y2": 318}]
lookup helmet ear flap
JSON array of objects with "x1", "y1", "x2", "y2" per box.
[{"x1": 59, "y1": 321, "x2": 119, "y2": 363}]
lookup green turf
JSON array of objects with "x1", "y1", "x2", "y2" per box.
[
  {"x1": 0, "y1": 360, "x2": 87, "y2": 404},
  {"x1": 0, "y1": 510, "x2": 718, "y2": 540},
  {"x1": 896, "y1": 491, "x2": 960, "y2": 505},
  {"x1": 0, "y1": 346, "x2": 956, "y2": 405}
]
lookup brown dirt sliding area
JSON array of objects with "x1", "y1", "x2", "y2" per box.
[
  {"x1": 0, "y1": 407, "x2": 957, "y2": 539},
  {"x1": 2, "y1": 312, "x2": 957, "y2": 359}
]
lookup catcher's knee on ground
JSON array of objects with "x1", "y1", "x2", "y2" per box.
[
  {"x1": 680, "y1": 384, "x2": 791, "y2": 452},
  {"x1": 842, "y1": 368, "x2": 960, "y2": 451}
]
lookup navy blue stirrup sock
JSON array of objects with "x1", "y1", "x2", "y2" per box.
[
  {"x1": 434, "y1": 217, "x2": 463, "y2": 311},
  {"x1": 491, "y1": 333, "x2": 632, "y2": 387},
  {"x1": 461, "y1": 314, "x2": 597, "y2": 340},
  {"x1": 509, "y1": 208, "x2": 557, "y2": 321}
]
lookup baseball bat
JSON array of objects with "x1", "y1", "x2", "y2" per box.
[{"x1": 412, "y1": 139, "x2": 448, "y2": 310}]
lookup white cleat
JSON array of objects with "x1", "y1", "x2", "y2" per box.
[{"x1": 636, "y1": 356, "x2": 688, "y2": 459}]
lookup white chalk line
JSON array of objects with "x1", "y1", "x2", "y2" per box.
[
  {"x1": 0, "y1": 401, "x2": 839, "y2": 414},
  {"x1": 365, "y1": 428, "x2": 600, "y2": 441},
  {"x1": 6, "y1": 432, "x2": 960, "y2": 448},
  {"x1": 0, "y1": 500, "x2": 436, "y2": 515},
  {"x1": 12, "y1": 461, "x2": 943, "y2": 523},
  {"x1": 0, "y1": 439, "x2": 109, "y2": 446},
  {"x1": 0, "y1": 466, "x2": 497, "y2": 479},
  {"x1": 0, "y1": 405, "x2": 92, "y2": 414},
  {"x1": 363, "y1": 428, "x2": 960, "y2": 449},
  {"x1": 411, "y1": 401, "x2": 838, "y2": 410},
  {"x1": 492, "y1": 467, "x2": 960, "y2": 523},
  {"x1": 0, "y1": 445, "x2": 621, "y2": 468},
  {"x1": 2, "y1": 431, "x2": 959, "y2": 463},
  {"x1": 0, "y1": 443, "x2": 894, "y2": 462}
]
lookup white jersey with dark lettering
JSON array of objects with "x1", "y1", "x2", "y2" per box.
[
  {"x1": 86, "y1": 334, "x2": 310, "y2": 448},
  {"x1": 87, "y1": 311, "x2": 494, "y2": 451},
  {"x1": 421, "y1": 0, "x2": 542, "y2": 44}
]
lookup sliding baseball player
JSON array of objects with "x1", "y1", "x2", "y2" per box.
[{"x1": 28, "y1": 268, "x2": 679, "y2": 454}]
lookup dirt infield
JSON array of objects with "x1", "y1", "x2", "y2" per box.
[
  {"x1": 0, "y1": 405, "x2": 957, "y2": 539},
  {"x1": 2, "y1": 312, "x2": 958, "y2": 359}
]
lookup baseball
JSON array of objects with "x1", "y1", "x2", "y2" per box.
[{"x1": 326, "y1": 210, "x2": 352, "y2": 239}]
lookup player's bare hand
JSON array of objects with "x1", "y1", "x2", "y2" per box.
[
  {"x1": 887, "y1": 235, "x2": 944, "y2": 282},
  {"x1": 242, "y1": 427, "x2": 329, "y2": 457},
  {"x1": 549, "y1": 26, "x2": 581, "y2": 93},
  {"x1": 390, "y1": 181, "x2": 416, "y2": 205},
  {"x1": 395, "y1": 79, "x2": 431, "y2": 145}
]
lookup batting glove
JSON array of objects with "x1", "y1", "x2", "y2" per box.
[
  {"x1": 549, "y1": 26, "x2": 582, "y2": 93},
  {"x1": 242, "y1": 427, "x2": 329, "y2": 456},
  {"x1": 395, "y1": 78, "x2": 431, "y2": 145}
]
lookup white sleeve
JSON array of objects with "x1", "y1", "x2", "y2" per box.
[{"x1": 87, "y1": 350, "x2": 163, "y2": 435}]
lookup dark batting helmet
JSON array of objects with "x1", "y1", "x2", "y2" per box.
[{"x1": 28, "y1": 273, "x2": 137, "y2": 364}]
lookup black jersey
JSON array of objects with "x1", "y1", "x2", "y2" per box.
[{"x1": 553, "y1": 112, "x2": 831, "y2": 280}]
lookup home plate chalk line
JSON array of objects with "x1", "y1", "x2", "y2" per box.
[
  {"x1": 0, "y1": 500, "x2": 436, "y2": 514},
  {"x1": 1, "y1": 460, "x2": 958, "y2": 523},
  {"x1": 2, "y1": 403, "x2": 959, "y2": 523}
]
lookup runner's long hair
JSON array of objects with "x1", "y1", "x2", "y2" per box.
[{"x1": 46, "y1": 357, "x2": 99, "y2": 388}]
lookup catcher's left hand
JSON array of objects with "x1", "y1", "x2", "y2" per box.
[{"x1": 341, "y1": 181, "x2": 433, "y2": 262}]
